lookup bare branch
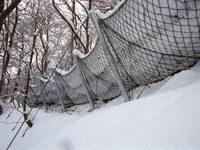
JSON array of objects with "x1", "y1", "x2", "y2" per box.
[
  {"x1": 0, "y1": 0, "x2": 22, "y2": 32},
  {"x1": 52, "y1": 0, "x2": 87, "y2": 52}
]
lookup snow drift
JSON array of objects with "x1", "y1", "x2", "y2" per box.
[{"x1": 1, "y1": 61, "x2": 200, "y2": 150}]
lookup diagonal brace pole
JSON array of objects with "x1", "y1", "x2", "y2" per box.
[
  {"x1": 39, "y1": 80, "x2": 48, "y2": 112},
  {"x1": 89, "y1": 12, "x2": 130, "y2": 102},
  {"x1": 73, "y1": 53, "x2": 95, "y2": 110},
  {"x1": 54, "y1": 74, "x2": 67, "y2": 112}
]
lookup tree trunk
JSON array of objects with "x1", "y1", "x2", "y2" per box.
[
  {"x1": 0, "y1": 51, "x2": 10, "y2": 96},
  {"x1": 23, "y1": 34, "x2": 36, "y2": 120},
  {"x1": 85, "y1": 0, "x2": 93, "y2": 54},
  {"x1": 0, "y1": 0, "x2": 4, "y2": 31},
  {"x1": 0, "y1": 7, "x2": 18, "y2": 96},
  {"x1": 0, "y1": 0, "x2": 21, "y2": 32}
]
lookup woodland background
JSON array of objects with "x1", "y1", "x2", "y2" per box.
[{"x1": 0, "y1": 0, "x2": 121, "y2": 111}]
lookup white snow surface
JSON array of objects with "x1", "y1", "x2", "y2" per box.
[
  {"x1": 1, "y1": 62, "x2": 200, "y2": 150},
  {"x1": 73, "y1": 49, "x2": 93, "y2": 59},
  {"x1": 73, "y1": 49, "x2": 85, "y2": 58},
  {"x1": 49, "y1": 66, "x2": 76, "y2": 76}
]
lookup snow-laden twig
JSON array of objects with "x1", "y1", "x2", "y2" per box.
[
  {"x1": 4, "y1": 101, "x2": 24, "y2": 114},
  {"x1": 0, "y1": 121, "x2": 23, "y2": 124},
  {"x1": 136, "y1": 85, "x2": 148, "y2": 99}
]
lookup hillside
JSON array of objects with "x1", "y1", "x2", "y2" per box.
[{"x1": 1, "y1": 61, "x2": 200, "y2": 150}]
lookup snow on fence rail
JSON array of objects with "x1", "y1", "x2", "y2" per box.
[{"x1": 28, "y1": 0, "x2": 200, "y2": 110}]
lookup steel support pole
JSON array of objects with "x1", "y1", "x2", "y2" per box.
[
  {"x1": 89, "y1": 12, "x2": 130, "y2": 102},
  {"x1": 40, "y1": 81, "x2": 48, "y2": 112},
  {"x1": 73, "y1": 53, "x2": 95, "y2": 110},
  {"x1": 54, "y1": 75, "x2": 66, "y2": 112}
]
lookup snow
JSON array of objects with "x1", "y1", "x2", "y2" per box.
[
  {"x1": 32, "y1": 32, "x2": 38, "y2": 36},
  {"x1": 72, "y1": 49, "x2": 94, "y2": 59},
  {"x1": 1, "y1": 62, "x2": 200, "y2": 150},
  {"x1": 49, "y1": 66, "x2": 75, "y2": 76},
  {"x1": 73, "y1": 49, "x2": 85, "y2": 58}
]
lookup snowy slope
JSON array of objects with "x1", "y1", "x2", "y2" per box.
[{"x1": 1, "y1": 62, "x2": 200, "y2": 150}]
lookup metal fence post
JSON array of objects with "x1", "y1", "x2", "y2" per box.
[
  {"x1": 40, "y1": 80, "x2": 48, "y2": 112},
  {"x1": 73, "y1": 53, "x2": 95, "y2": 110},
  {"x1": 89, "y1": 12, "x2": 130, "y2": 102},
  {"x1": 54, "y1": 74, "x2": 67, "y2": 112}
]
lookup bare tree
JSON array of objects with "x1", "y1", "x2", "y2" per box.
[
  {"x1": 0, "y1": 2, "x2": 19, "y2": 96},
  {"x1": 0, "y1": 0, "x2": 22, "y2": 32},
  {"x1": 0, "y1": 0, "x2": 121, "y2": 109}
]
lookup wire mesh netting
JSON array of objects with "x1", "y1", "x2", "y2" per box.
[
  {"x1": 78, "y1": 39, "x2": 135, "y2": 100},
  {"x1": 101, "y1": 0, "x2": 200, "y2": 85},
  {"x1": 28, "y1": 0, "x2": 200, "y2": 107}
]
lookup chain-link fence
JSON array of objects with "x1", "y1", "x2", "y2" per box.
[{"x1": 28, "y1": 0, "x2": 200, "y2": 109}]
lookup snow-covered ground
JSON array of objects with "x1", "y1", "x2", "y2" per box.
[{"x1": 1, "y1": 61, "x2": 200, "y2": 150}]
